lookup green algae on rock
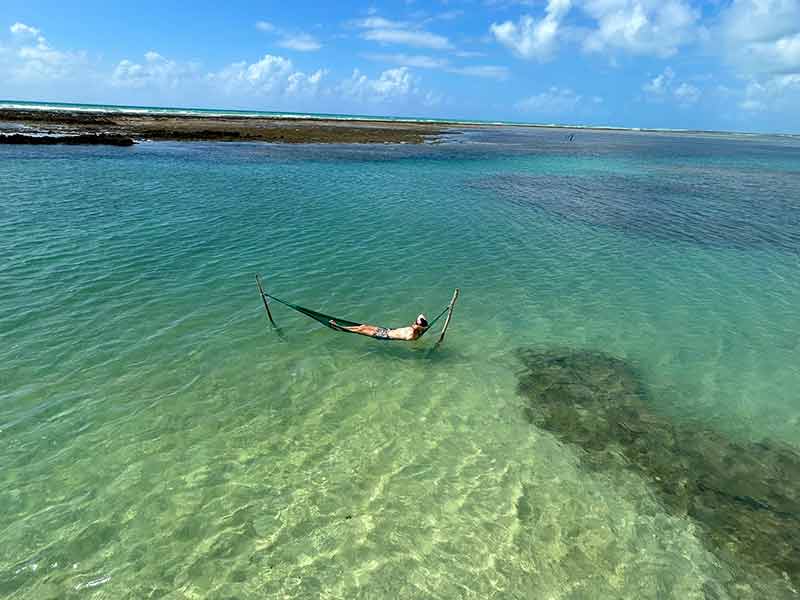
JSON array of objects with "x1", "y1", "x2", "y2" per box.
[{"x1": 516, "y1": 348, "x2": 800, "y2": 591}]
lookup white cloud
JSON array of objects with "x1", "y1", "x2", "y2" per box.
[
  {"x1": 362, "y1": 28, "x2": 452, "y2": 49},
  {"x1": 209, "y1": 54, "x2": 325, "y2": 97},
  {"x1": 673, "y1": 82, "x2": 700, "y2": 105},
  {"x1": 581, "y1": 0, "x2": 699, "y2": 57},
  {"x1": 642, "y1": 67, "x2": 701, "y2": 106},
  {"x1": 422, "y1": 90, "x2": 444, "y2": 106},
  {"x1": 719, "y1": 0, "x2": 800, "y2": 76},
  {"x1": 4, "y1": 23, "x2": 87, "y2": 82},
  {"x1": 739, "y1": 74, "x2": 800, "y2": 112},
  {"x1": 365, "y1": 53, "x2": 448, "y2": 69},
  {"x1": 340, "y1": 67, "x2": 417, "y2": 102},
  {"x1": 354, "y1": 14, "x2": 452, "y2": 50},
  {"x1": 491, "y1": 0, "x2": 699, "y2": 60},
  {"x1": 716, "y1": 1, "x2": 800, "y2": 119},
  {"x1": 490, "y1": 0, "x2": 572, "y2": 61},
  {"x1": 365, "y1": 53, "x2": 510, "y2": 80},
  {"x1": 211, "y1": 54, "x2": 291, "y2": 92},
  {"x1": 454, "y1": 50, "x2": 487, "y2": 58},
  {"x1": 256, "y1": 21, "x2": 322, "y2": 52},
  {"x1": 352, "y1": 17, "x2": 409, "y2": 29},
  {"x1": 448, "y1": 65, "x2": 510, "y2": 79},
  {"x1": 414, "y1": 9, "x2": 465, "y2": 25},
  {"x1": 112, "y1": 51, "x2": 197, "y2": 89},
  {"x1": 515, "y1": 87, "x2": 584, "y2": 114},
  {"x1": 719, "y1": 0, "x2": 800, "y2": 46},
  {"x1": 277, "y1": 33, "x2": 321, "y2": 52},
  {"x1": 10, "y1": 23, "x2": 40, "y2": 37},
  {"x1": 286, "y1": 68, "x2": 327, "y2": 96},
  {"x1": 429, "y1": 10, "x2": 465, "y2": 22},
  {"x1": 643, "y1": 66, "x2": 674, "y2": 95}
]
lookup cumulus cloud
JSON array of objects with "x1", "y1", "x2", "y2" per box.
[
  {"x1": 643, "y1": 66, "x2": 675, "y2": 95},
  {"x1": 286, "y1": 68, "x2": 326, "y2": 96},
  {"x1": 719, "y1": 0, "x2": 800, "y2": 76},
  {"x1": 10, "y1": 23, "x2": 40, "y2": 37},
  {"x1": 515, "y1": 86, "x2": 585, "y2": 114},
  {"x1": 112, "y1": 51, "x2": 198, "y2": 89},
  {"x1": 4, "y1": 23, "x2": 87, "y2": 82},
  {"x1": 490, "y1": 0, "x2": 572, "y2": 61},
  {"x1": 581, "y1": 0, "x2": 699, "y2": 57},
  {"x1": 714, "y1": 1, "x2": 800, "y2": 118},
  {"x1": 340, "y1": 67, "x2": 416, "y2": 101},
  {"x1": 719, "y1": 0, "x2": 800, "y2": 46},
  {"x1": 739, "y1": 74, "x2": 800, "y2": 112},
  {"x1": 491, "y1": 0, "x2": 699, "y2": 60},
  {"x1": 673, "y1": 82, "x2": 700, "y2": 105},
  {"x1": 209, "y1": 54, "x2": 325, "y2": 97},
  {"x1": 339, "y1": 66, "x2": 445, "y2": 105},
  {"x1": 106, "y1": 49, "x2": 440, "y2": 108},
  {"x1": 0, "y1": 24, "x2": 438, "y2": 111},
  {"x1": 642, "y1": 67, "x2": 701, "y2": 106}
]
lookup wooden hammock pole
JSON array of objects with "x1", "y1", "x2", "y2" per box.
[
  {"x1": 255, "y1": 274, "x2": 277, "y2": 327},
  {"x1": 436, "y1": 288, "x2": 460, "y2": 344}
]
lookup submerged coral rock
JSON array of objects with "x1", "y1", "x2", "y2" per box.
[
  {"x1": 0, "y1": 133, "x2": 135, "y2": 146},
  {"x1": 516, "y1": 348, "x2": 800, "y2": 588},
  {"x1": 475, "y1": 173, "x2": 800, "y2": 253}
]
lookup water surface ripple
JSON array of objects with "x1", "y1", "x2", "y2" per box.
[{"x1": 1, "y1": 129, "x2": 799, "y2": 598}]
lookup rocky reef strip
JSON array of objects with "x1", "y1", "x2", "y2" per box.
[
  {"x1": 0, "y1": 108, "x2": 449, "y2": 144},
  {"x1": 0, "y1": 133, "x2": 135, "y2": 146}
]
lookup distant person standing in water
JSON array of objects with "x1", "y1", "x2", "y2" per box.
[{"x1": 329, "y1": 314, "x2": 429, "y2": 341}]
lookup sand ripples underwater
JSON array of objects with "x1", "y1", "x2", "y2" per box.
[{"x1": 1, "y1": 130, "x2": 799, "y2": 598}]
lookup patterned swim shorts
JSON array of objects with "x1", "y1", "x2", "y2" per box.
[{"x1": 372, "y1": 327, "x2": 391, "y2": 340}]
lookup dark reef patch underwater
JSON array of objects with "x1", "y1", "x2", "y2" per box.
[
  {"x1": 515, "y1": 348, "x2": 800, "y2": 592},
  {"x1": 473, "y1": 172, "x2": 800, "y2": 252}
]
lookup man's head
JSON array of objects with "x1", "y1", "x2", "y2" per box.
[{"x1": 415, "y1": 314, "x2": 429, "y2": 328}]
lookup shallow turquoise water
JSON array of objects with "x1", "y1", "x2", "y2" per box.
[{"x1": 1, "y1": 129, "x2": 799, "y2": 598}]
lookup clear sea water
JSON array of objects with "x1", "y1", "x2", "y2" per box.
[{"x1": 1, "y1": 126, "x2": 799, "y2": 599}]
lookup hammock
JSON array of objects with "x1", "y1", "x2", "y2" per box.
[{"x1": 256, "y1": 275, "x2": 459, "y2": 343}]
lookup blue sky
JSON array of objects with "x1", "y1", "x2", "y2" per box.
[{"x1": 1, "y1": 0, "x2": 799, "y2": 132}]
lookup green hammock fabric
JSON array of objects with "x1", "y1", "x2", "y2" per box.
[
  {"x1": 263, "y1": 292, "x2": 449, "y2": 338},
  {"x1": 265, "y1": 294, "x2": 363, "y2": 328}
]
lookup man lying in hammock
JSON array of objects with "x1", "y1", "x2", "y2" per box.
[{"x1": 329, "y1": 314, "x2": 429, "y2": 341}]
